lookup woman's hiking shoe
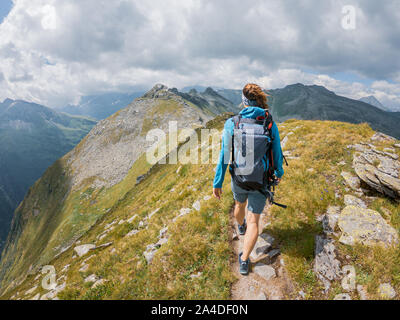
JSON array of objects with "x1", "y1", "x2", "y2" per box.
[
  {"x1": 239, "y1": 252, "x2": 250, "y2": 275},
  {"x1": 238, "y1": 219, "x2": 247, "y2": 235}
]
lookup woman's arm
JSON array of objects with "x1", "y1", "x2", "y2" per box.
[
  {"x1": 213, "y1": 118, "x2": 234, "y2": 189},
  {"x1": 271, "y1": 122, "x2": 284, "y2": 179}
]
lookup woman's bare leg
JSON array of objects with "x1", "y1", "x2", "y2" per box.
[
  {"x1": 241, "y1": 212, "x2": 260, "y2": 261},
  {"x1": 233, "y1": 201, "x2": 247, "y2": 226}
]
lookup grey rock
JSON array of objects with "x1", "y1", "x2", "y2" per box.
[
  {"x1": 352, "y1": 146, "x2": 400, "y2": 199},
  {"x1": 341, "y1": 171, "x2": 361, "y2": 191},
  {"x1": 190, "y1": 272, "x2": 202, "y2": 279},
  {"x1": 97, "y1": 232, "x2": 108, "y2": 241},
  {"x1": 126, "y1": 229, "x2": 139, "y2": 237},
  {"x1": 84, "y1": 274, "x2": 100, "y2": 283},
  {"x1": 344, "y1": 195, "x2": 367, "y2": 208},
  {"x1": 79, "y1": 264, "x2": 89, "y2": 272},
  {"x1": 370, "y1": 132, "x2": 395, "y2": 142},
  {"x1": 250, "y1": 234, "x2": 274, "y2": 261},
  {"x1": 173, "y1": 208, "x2": 192, "y2": 222},
  {"x1": 156, "y1": 237, "x2": 169, "y2": 246},
  {"x1": 74, "y1": 244, "x2": 96, "y2": 257},
  {"x1": 338, "y1": 205, "x2": 399, "y2": 247},
  {"x1": 92, "y1": 279, "x2": 106, "y2": 288},
  {"x1": 159, "y1": 227, "x2": 168, "y2": 239},
  {"x1": 147, "y1": 208, "x2": 160, "y2": 220},
  {"x1": 314, "y1": 235, "x2": 341, "y2": 292},
  {"x1": 321, "y1": 206, "x2": 340, "y2": 234},
  {"x1": 144, "y1": 249, "x2": 157, "y2": 264},
  {"x1": 259, "y1": 249, "x2": 281, "y2": 265},
  {"x1": 378, "y1": 283, "x2": 396, "y2": 299},
  {"x1": 96, "y1": 242, "x2": 113, "y2": 249},
  {"x1": 41, "y1": 282, "x2": 66, "y2": 300},
  {"x1": 192, "y1": 201, "x2": 201, "y2": 212},
  {"x1": 127, "y1": 214, "x2": 137, "y2": 223},
  {"x1": 253, "y1": 263, "x2": 276, "y2": 281}
]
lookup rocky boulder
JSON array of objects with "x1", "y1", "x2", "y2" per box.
[
  {"x1": 314, "y1": 235, "x2": 342, "y2": 292},
  {"x1": 352, "y1": 145, "x2": 400, "y2": 199},
  {"x1": 338, "y1": 205, "x2": 398, "y2": 247}
]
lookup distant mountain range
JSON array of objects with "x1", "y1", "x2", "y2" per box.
[
  {"x1": 217, "y1": 84, "x2": 400, "y2": 139},
  {"x1": 57, "y1": 91, "x2": 145, "y2": 120},
  {"x1": 1, "y1": 82, "x2": 399, "y2": 259},
  {"x1": 0, "y1": 99, "x2": 97, "y2": 252}
]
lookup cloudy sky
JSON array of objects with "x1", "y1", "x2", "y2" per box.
[{"x1": 0, "y1": 0, "x2": 399, "y2": 109}]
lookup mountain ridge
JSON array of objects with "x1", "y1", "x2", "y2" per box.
[
  {"x1": 0, "y1": 84, "x2": 239, "y2": 293},
  {"x1": 216, "y1": 84, "x2": 400, "y2": 139}
]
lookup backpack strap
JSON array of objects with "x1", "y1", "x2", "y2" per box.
[
  {"x1": 231, "y1": 115, "x2": 241, "y2": 165},
  {"x1": 263, "y1": 110, "x2": 274, "y2": 135}
]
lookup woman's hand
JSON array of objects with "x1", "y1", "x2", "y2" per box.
[{"x1": 213, "y1": 188, "x2": 222, "y2": 200}]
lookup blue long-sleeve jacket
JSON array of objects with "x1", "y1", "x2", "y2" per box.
[{"x1": 213, "y1": 107, "x2": 284, "y2": 188}]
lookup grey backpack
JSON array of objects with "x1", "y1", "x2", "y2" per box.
[{"x1": 229, "y1": 111, "x2": 287, "y2": 208}]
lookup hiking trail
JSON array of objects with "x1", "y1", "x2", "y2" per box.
[{"x1": 230, "y1": 203, "x2": 295, "y2": 300}]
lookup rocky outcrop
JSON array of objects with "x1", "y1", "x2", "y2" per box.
[
  {"x1": 313, "y1": 235, "x2": 342, "y2": 292},
  {"x1": 338, "y1": 206, "x2": 398, "y2": 247},
  {"x1": 350, "y1": 144, "x2": 400, "y2": 199}
]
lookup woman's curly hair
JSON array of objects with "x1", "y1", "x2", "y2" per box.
[{"x1": 243, "y1": 83, "x2": 269, "y2": 109}]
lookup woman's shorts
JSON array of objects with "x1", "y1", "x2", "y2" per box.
[{"x1": 231, "y1": 180, "x2": 267, "y2": 214}]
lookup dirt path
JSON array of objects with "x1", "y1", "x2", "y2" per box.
[{"x1": 230, "y1": 204, "x2": 295, "y2": 300}]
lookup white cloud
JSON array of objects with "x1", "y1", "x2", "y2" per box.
[{"x1": 0, "y1": 0, "x2": 399, "y2": 109}]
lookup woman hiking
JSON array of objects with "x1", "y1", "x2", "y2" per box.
[{"x1": 212, "y1": 83, "x2": 284, "y2": 275}]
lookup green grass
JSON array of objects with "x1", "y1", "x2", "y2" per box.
[
  {"x1": 265, "y1": 120, "x2": 400, "y2": 299},
  {"x1": 2, "y1": 116, "x2": 400, "y2": 300},
  {"x1": 1, "y1": 113, "x2": 235, "y2": 300}
]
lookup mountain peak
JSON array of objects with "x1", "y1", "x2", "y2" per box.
[
  {"x1": 142, "y1": 84, "x2": 170, "y2": 98},
  {"x1": 204, "y1": 87, "x2": 218, "y2": 95}
]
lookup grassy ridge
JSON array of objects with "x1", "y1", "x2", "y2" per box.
[
  {"x1": 266, "y1": 120, "x2": 400, "y2": 299},
  {"x1": 2, "y1": 117, "x2": 400, "y2": 300}
]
